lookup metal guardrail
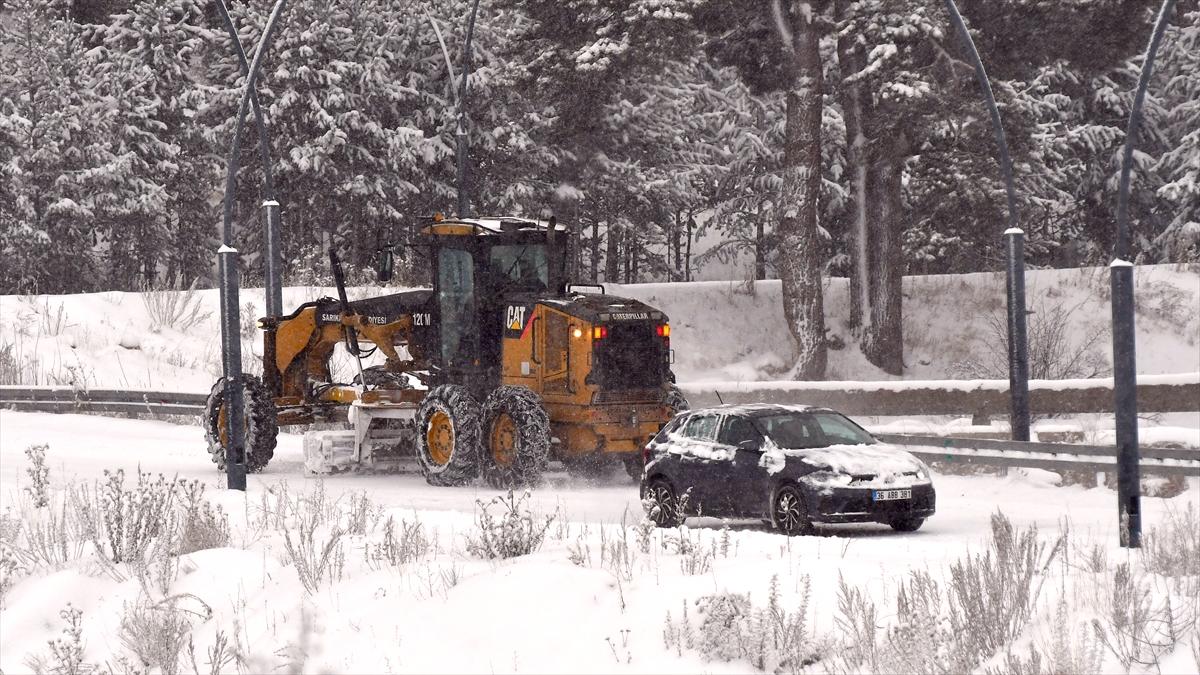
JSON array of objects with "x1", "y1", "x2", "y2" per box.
[
  {"x1": 680, "y1": 375, "x2": 1200, "y2": 417},
  {"x1": 0, "y1": 387, "x2": 206, "y2": 417},
  {"x1": 876, "y1": 433, "x2": 1200, "y2": 477},
  {"x1": 2, "y1": 384, "x2": 1197, "y2": 477}
]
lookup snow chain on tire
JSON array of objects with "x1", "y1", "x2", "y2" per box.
[
  {"x1": 480, "y1": 385, "x2": 550, "y2": 489},
  {"x1": 203, "y1": 375, "x2": 278, "y2": 473},
  {"x1": 415, "y1": 384, "x2": 482, "y2": 486},
  {"x1": 665, "y1": 385, "x2": 690, "y2": 416}
]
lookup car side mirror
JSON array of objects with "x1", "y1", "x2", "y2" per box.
[
  {"x1": 376, "y1": 246, "x2": 394, "y2": 283},
  {"x1": 737, "y1": 439, "x2": 761, "y2": 452}
]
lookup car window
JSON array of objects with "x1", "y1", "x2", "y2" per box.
[
  {"x1": 654, "y1": 415, "x2": 686, "y2": 443},
  {"x1": 681, "y1": 414, "x2": 719, "y2": 441},
  {"x1": 718, "y1": 416, "x2": 761, "y2": 447},
  {"x1": 811, "y1": 412, "x2": 875, "y2": 445},
  {"x1": 758, "y1": 413, "x2": 823, "y2": 449}
]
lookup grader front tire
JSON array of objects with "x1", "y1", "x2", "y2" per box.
[
  {"x1": 203, "y1": 375, "x2": 278, "y2": 473},
  {"x1": 480, "y1": 386, "x2": 550, "y2": 489}
]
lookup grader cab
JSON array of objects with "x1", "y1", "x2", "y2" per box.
[{"x1": 203, "y1": 216, "x2": 688, "y2": 487}]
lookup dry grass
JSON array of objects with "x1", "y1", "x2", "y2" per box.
[
  {"x1": 465, "y1": 490, "x2": 555, "y2": 560},
  {"x1": 141, "y1": 278, "x2": 212, "y2": 333}
]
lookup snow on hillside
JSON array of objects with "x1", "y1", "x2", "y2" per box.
[
  {"x1": 612, "y1": 263, "x2": 1200, "y2": 382},
  {"x1": 1, "y1": 264, "x2": 1196, "y2": 393}
]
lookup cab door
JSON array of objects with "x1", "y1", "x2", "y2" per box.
[
  {"x1": 499, "y1": 302, "x2": 539, "y2": 389},
  {"x1": 538, "y1": 309, "x2": 571, "y2": 398},
  {"x1": 436, "y1": 246, "x2": 477, "y2": 372}
]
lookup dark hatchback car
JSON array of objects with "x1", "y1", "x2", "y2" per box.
[{"x1": 639, "y1": 404, "x2": 935, "y2": 535}]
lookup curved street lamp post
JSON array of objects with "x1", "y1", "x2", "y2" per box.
[
  {"x1": 217, "y1": 0, "x2": 291, "y2": 491},
  {"x1": 214, "y1": 0, "x2": 483, "y2": 491},
  {"x1": 941, "y1": 0, "x2": 1031, "y2": 442},
  {"x1": 1110, "y1": 0, "x2": 1176, "y2": 548},
  {"x1": 455, "y1": 0, "x2": 482, "y2": 218}
]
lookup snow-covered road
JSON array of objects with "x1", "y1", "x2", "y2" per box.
[
  {"x1": 2, "y1": 410, "x2": 1190, "y2": 542},
  {"x1": 2, "y1": 410, "x2": 1199, "y2": 674}
]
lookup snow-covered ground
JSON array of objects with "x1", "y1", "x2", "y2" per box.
[
  {"x1": 1, "y1": 264, "x2": 1197, "y2": 673},
  {"x1": 1, "y1": 410, "x2": 1198, "y2": 674}
]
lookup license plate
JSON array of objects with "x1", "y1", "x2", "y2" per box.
[{"x1": 873, "y1": 488, "x2": 911, "y2": 501}]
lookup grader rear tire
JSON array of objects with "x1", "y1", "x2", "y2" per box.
[
  {"x1": 665, "y1": 385, "x2": 689, "y2": 416},
  {"x1": 203, "y1": 375, "x2": 278, "y2": 473},
  {"x1": 415, "y1": 385, "x2": 481, "y2": 486},
  {"x1": 480, "y1": 386, "x2": 550, "y2": 489}
]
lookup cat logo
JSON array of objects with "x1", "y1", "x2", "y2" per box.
[{"x1": 505, "y1": 305, "x2": 528, "y2": 331}]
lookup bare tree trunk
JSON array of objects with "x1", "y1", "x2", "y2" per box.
[
  {"x1": 776, "y1": 1, "x2": 827, "y2": 380},
  {"x1": 590, "y1": 218, "x2": 600, "y2": 280},
  {"x1": 624, "y1": 229, "x2": 634, "y2": 283},
  {"x1": 836, "y1": 4, "x2": 868, "y2": 333},
  {"x1": 671, "y1": 210, "x2": 684, "y2": 281},
  {"x1": 605, "y1": 221, "x2": 621, "y2": 282},
  {"x1": 754, "y1": 202, "x2": 766, "y2": 280},
  {"x1": 835, "y1": 0, "x2": 904, "y2": 374},
  {"x1": 685, "y1": 211, "x2": 694, "y2": 282},
  {"x1": 861, "y1": 143, "x2": 905, "y2": 374}
]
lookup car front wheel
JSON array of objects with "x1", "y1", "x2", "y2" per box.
[
  {"x1": 890, "y1": 517, "x2": 925, "y2": 532},
  {"x1": 772, "y1": 485, "x2": 813, "y2": 536}
]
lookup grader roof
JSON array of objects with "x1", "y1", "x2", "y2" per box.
[{"x1": 421, "y1": 216, "x2": 568, "y2": 237}]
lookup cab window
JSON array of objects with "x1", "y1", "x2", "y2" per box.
[
  {"x1": 437, "y1": 247, "x2": 476, "y2": 367},
  {"x1": 489, "y1": 244, "x2": 548, "y2": 291}
]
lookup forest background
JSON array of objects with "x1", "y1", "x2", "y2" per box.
[{"x1": 1, "y1": 0, "x2": 1197, "y2": 378}]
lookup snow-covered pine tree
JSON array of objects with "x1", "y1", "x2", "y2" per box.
[
  {"x1": 497, "y1": 0, "x2": 702, "y2": 283},
  {"x1": 0, "y1": 0, "x2": 122, "y2": 293},
  {"x1": 694, "y1": 0, "x2": 829, "y2": 379},
  {"x1": 85, "y1": 0, "x2": 219, "y2": 290},
  {"x1": 1152, "y1": 6, "x2": 1200, "y2": 261},
  {"x1": 833, "y1": 0, "x2": 947, "y2": 375}
]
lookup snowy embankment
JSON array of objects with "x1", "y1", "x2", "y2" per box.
[
  {"x1": 2, "y1": 264, "x2": 1196, "y2": 392},
  {"x1": 1, "y1": 410, "x2": 1199, "y2": 674}
]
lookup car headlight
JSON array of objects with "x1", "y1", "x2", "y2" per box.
[{"x1": 913, "y1": 459, "x2": 931, "y2": 481}]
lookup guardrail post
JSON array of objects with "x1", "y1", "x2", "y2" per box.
[
  {"x1": 263, "y1": 199, "x2": 283, "y2": 317},
  {"x1": 1005, "y1": 229, "x2": 1031, "y2": 441},
  {"x1": 1111, "y1": 262, "x2": 1140, "y2": 547},
  {"x1": 218, "y1": 245, "x2": 247, "y2": 491}
]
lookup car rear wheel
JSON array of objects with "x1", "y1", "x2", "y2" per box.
[
  {"x1": 645, "y1": 478, "x2": 682, "y2": 528},
  {"x1": 890, "y1": 516, "x2": 925, "y2": 532},
  {"x1": 772, "y1": 485, "x2": 813, "y2": 536}
]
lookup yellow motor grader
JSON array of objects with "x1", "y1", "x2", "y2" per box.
[{"x1": 203, "y1": 215, "x2": 688, "y2": 487}]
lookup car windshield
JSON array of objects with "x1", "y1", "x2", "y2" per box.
[{"x1": 755, "y1": 411, "x2": 875, "y2": 448}]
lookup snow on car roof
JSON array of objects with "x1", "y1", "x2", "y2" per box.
[{"x1": 686, "y1": 402, "x2": 827, "y2": 416}]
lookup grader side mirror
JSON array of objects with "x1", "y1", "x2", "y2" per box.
[{"x1": 376, "y1": 245, "x2": 395, "y2": 283}]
